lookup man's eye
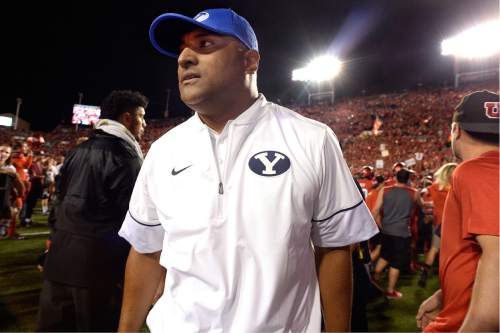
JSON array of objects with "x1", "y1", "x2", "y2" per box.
[{"x1": 200, "y1": 40, "x2": 213, "y2": 48}]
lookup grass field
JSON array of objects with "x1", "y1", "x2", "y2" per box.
[
  {"x1": 0, "y1": 208, "x2": 49, "y2": 332},
  {"x1": 0, "y1": 207, "x2": 440, "y2": 332},
  {"x1": 366, "y1": 266, "x2": 440, "y2": 332}
]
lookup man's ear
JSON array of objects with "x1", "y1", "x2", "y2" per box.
[
  {"x1": 244, "y1": 50, "x2": 260, "y2": 74},
  {"x1": 117, "y1": 112, "x2": 132, "y2": 128},
  {"x1": 452, "y1": 122, "x2": 462, "y2": 140}
]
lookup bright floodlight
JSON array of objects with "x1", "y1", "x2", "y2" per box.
[
  {"x1": 292, "y1": 55, "x2": 341, "y2": 82},
  {"x1": 441, "y1": 20, "x2": 500, "y2": 58}
]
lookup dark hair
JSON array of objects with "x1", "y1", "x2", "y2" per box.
[
  {"x1": 372, "y1": 175, "x2": 385, "y2": 189},
  {"x1": 396, "y1": 168, "x2": 411, "y2": 184},
  {"x1": 12, "y1": 140, "x2": 26, "y2": 152},
  {"x1": 100, "y1": 90, "x2": 149, "y2": 120}
]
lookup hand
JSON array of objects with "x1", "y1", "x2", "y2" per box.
[{"x1": 416, "y1": 289, "x2": 442, "y2": 331}]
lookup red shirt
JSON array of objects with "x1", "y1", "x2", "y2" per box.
[
  {"x1": 425, "y1": 151, "x2": 499, "y2": 332},
  {"x1": 365, "y1": 186, "x2": 381, "y2": 212},
  {"x1": 11, "y1": 153, "x2": 32, "y2": 182},
  {"x1": 357, "y1": 178, "x2": 374, "y2": 198},
  {"x1": 427, "y1": 182, "x2": 450, "y2": 226}
]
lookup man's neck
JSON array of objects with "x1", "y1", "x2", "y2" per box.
[
  {"x1": 460, "y1": 145, "x2": 499, "y2": 162},
  {"x1": 194, "y1": 91, "x2": 259, "y2": 133}
]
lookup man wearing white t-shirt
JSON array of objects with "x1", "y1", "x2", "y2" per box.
[{"x1": 118, "y1": 8, "x2": 378, "y2": 333}]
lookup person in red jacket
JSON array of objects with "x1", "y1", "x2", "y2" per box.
[
  {"x1": 417, "y1": 90, "x2": 499, "y2": 332},
  {"x1": 357, "y1": 165, "x2": 375, "y2": 198},
  {"x1": 8, "y1": 141, "x2": 32, "y2": 239},
  {"x1": 11, "y1": 141, "x2": 33, "y2": 184}
]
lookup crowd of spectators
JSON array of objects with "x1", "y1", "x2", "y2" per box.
[
  {"x1": 3, "y1": 84, "x2": 497, "y2": 177},
  {"x1": 296, "y1": 83, "x2": 497, "y2": 175},
  {"x1": 297, "y1": 86, "x2": 471, "y2": 175}
]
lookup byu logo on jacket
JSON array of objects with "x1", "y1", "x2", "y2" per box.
[{"x1": 249, "y1": 151, "x2": 291, "y2": 176}]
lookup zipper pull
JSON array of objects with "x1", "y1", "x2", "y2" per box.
[{"x1": 219, "y1": 182, "x2": 224, "y2": 195}]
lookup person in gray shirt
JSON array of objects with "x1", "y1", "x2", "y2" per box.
[{"x1": 371, "y1": 168, "x2": 423, "y2": 299}]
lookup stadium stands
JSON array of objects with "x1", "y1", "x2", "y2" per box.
[{"x1": 2, "y1": 84, "x2": 497, "y2": 176}]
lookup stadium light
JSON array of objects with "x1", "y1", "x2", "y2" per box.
[
  {"x1": 441, "y1": 20, "x2": 500, "y2": 58},
  {"x1": 292, "y1": 55, "x2": 342, "y2": 82}
]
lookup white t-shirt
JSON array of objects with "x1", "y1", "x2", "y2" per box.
[{"x1": 119, "y1": 94, "x2": 378, "y2": 333}]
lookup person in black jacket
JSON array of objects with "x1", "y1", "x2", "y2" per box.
[{"x1": 37, "y1": 90, "x2": 148, "y2": 332}]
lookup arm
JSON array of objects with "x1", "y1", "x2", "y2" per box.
[
  {"x1": 459, "y1": 235, "x2": 499, "y2": 332},
  {"x1": 118, "y1": 248, "x2": 164, "y2": 332},
  {"x1": 315, "y1": 246, "x2": 352, "y2": 332},
  {"x1": 152, "y1": 268, "x2": 167, "y2": 304},
  {"x1": 416, "y1": 289, "x2": 442, "y2": 331},
  {"x1": 415, "y1": 191, "x2": 424, "y2": 209},
  {"x1": 371, "y1": 187, "x2": 384, "y2": 227}
]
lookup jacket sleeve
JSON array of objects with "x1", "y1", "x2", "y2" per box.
[{"x1": 310, "y1": 127, "x2": 379, "y2": 247}]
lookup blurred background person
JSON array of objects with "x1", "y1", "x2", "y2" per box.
[
  {"x1": 10, "y1": 141, "x2": 32, "y2": 237},
  {"x1": 418, "y1": 162, "x2": 457, "y2": 287},
  {"x1": 0, "y1": 143, "x2": 25, "y2": 239},
  {"x1": 366, "y1": 175, "x2": 385, "y2": 263},
  {"x1": 36, "y1": 90, "x2": 148, "y2": 332},
  {"x1": 20, "y1": 153, "x2": 45, "y2": 227},
  {"x1": 372, "y1": 168, "x2": 424, "y2": 299}
]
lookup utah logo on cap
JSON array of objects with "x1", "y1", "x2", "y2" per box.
[{"x1": 484, "y1": 102, "x2": 499, "y2": 119}]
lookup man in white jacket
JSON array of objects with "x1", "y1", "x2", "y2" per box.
[{"x1": 118, "y1": 8, "x2": 378, "y2": 332}]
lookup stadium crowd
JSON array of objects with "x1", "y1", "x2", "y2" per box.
[{"x1": 295, "y1": 87, "x2": 466, "y2": 175}]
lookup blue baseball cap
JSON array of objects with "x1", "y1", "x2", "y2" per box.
[{"x1": 149, "y1": 8, "x2": 259, "y2": 58}]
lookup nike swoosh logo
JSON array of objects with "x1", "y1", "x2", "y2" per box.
[{"x1": 171, "y1": 165, "x2": 192, "y2": 176}]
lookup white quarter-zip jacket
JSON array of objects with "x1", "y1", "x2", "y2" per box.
[{"x1": 119, "y1": 94, "x2": 379, "y2": 333}]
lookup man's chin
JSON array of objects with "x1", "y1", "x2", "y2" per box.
[{"x1": 180, "y1": 92, "x2": 207, "y2": 108}]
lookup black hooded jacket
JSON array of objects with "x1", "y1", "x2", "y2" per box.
[{"x1": 44, "y1": 130, "x2": 142, "y2": 287}]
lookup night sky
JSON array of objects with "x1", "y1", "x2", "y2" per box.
[{"x1": 4, "y1": 0, "x2": 498, "y2": 131}]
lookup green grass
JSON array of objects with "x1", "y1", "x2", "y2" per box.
[
  {"x1": 0, "y1": 208, "x2": 48, "y2": 331},
  {"x1": 0, "y1": 206, "x2": 440, "y2": 332},
  {"x1": 366, "y1": 265, "x2": 440, "y2": 332}
]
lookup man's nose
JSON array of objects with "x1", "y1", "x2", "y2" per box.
[{"x1": 178, "y1": 47, "x2": 198, "y2": 69}]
